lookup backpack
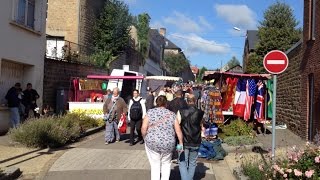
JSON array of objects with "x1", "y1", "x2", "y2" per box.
[{"x1": 130, "y1": 98, "x2": 143, "y2": 121}]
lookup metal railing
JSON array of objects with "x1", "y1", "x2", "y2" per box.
[{"x1": 46, "y1": 38, "x2": 96, "y2": 66}]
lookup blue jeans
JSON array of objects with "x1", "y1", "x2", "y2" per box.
[
  {"x1": 9, "y1": 107, "x2": 20, "y2": 128},
  {"x1": 105, "y1": 121, "x2": 120, "y2": 142},
  {"x1": 179, "y1": 146, "x2": 199, "y2": 180}
]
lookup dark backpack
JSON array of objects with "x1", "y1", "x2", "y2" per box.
[{"x1": 130, "y1": 98, "x2": 143, "y2": 121}]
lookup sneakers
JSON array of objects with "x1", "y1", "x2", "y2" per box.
[
  {"x1": 116, "y1": 139, "x2": 120, "y2": 142},
  {"x1": 105, "y1": 142, "x2": 109, "y2": 145}
]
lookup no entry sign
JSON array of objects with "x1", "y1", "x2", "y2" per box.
[{"x1": 263, "y1": 50, "x2": 289, "y2": 74}]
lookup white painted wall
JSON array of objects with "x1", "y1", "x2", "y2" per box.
[{"x1": 0, "y1": 0, "x2": 46, "y2": 107}]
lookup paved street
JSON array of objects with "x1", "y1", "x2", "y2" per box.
[{"x1": 43, "y1": 132, "x2": 222, "y2": 180}]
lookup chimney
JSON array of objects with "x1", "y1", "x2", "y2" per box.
[{"x1": 159, "y1": 28, "x2": 166, "y2": 36}]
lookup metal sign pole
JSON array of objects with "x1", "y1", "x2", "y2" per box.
[{"x1": 271, "y1": 75, "x2": 277, "y2": 161}]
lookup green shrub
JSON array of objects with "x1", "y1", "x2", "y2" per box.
[
  {"x1": 223, "y1": 136, "x2": 257, "y2": 146},
  {"x1": 10, "y1": 112, "x2": 103, "y2": 148},
  {"x1": 241, "y1": 159, "x2": 265, "y2": 180},
  {"x1": 10, "y1": 116, "x2": 80, "y2": 148},
  {"x1": 220, "y1": 119, "x2": 254, "y2": 138},
  {"x1": 63, "y1": 113, "x2": 99, "y2": 132}
]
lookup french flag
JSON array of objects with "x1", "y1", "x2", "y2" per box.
[{"x1": 233, "y1": 79, "x2": 247, "y2": 117}]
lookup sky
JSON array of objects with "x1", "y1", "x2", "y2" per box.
[{"x1": 122, "y1": 0, "x2": 303, "y2": 70}]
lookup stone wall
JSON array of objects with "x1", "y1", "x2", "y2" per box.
[
  {"x1": 79, "y1": 0, "x2": 106, "y2": 48},
  {"x1": 43, "y1": 58, "x2": 108, "y2": 110},
  {"x1": 46, "y1": 0, "x2": 79, "y2": 43},
  {"x1": 277, "y1": 43, "x2": 303, "y2": 137}
]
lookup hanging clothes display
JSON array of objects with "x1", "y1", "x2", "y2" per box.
[
  {"x1": 255, "y1": 81, "x2": 266, "y2": 122},
  {"x1": 233, "y1": 79, "x2": 246, "y2": 117},
  {"x1": 266, "y1": 79, "x2": 273, "y2": 119},
  {"x1": 202, "y1": 87, "x2": 224, "y2": 124},
  {"x1": 244, "y1": 79, "x2": 257, "y2": 121},
  {"x1": 222, "y1": 77, "x2": 238, "y2": 111}
]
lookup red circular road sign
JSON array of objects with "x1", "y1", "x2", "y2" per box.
[{"x1": 263, "y1": 50, "x2": 289, "y2": 74}]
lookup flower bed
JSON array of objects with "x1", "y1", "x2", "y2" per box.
[
  {"x1": 241, "y1": 145, "x2": 320, "y2": 180},
  {"x1": 9, "y1": 113, "x2": 104, "y2": 148}
]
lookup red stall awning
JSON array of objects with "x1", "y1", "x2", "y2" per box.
[{"x1": 87, "y1": 75, "x2": 144, "y2": 80}]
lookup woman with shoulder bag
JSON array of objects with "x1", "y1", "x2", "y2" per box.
[
  {"x1": 103, "y1": 87, "x2": 128, "y2": 145},
  {"x1": 141, "y1": 95, "x2": 183, "y2": 180}
]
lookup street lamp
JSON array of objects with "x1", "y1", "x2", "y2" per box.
[{"x1": 233, "y1": 27, "x2": 241, "y2": 31}]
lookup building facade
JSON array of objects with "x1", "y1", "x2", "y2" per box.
[
  {"x1": 242, "y1": 30, "x2": 259, "y2": 73},
  {"x1": 277, "y1": 0, "x2": 319, "y2": 140},
  {"x1": 46, "y1": 0, "x2": 106, "y2": 58},
  {"x1": 0, "y1": 0, "x2": 47, "y2": 107}
]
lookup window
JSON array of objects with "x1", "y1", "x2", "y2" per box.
[{"x1": 15, "y1": 0, "x2": 35, "y2": 29}]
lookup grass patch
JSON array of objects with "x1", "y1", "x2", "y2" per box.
[{"x1": 223, "y1": 136, "x2": 257, "y2": 146}]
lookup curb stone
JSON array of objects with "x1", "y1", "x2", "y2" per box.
[
  {"x1": 0, "y1": 167, "x2": 22, "y2": 180},
  {"x1": 80, "y1": 125, "x2": 104, "y2": 138},
  {"x1": 222, "y1": 143, "x2": 264, "y2": 153}
]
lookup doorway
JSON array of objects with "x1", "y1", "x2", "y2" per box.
[{"x1": 308, "y1": 73, "x2": 314, "y2": 141}]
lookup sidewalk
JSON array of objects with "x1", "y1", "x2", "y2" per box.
[{"x1": 43, "y1": 131, "x2": 234, "y2": 180}]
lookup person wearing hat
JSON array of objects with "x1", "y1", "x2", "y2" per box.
[
  {"x1": 5, "y1": 83, "x2": 22, "y2": 128},
  {"x1": 145, "y1": 87, "x2": 154, "y2": 111}
]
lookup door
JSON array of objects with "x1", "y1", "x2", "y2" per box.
[
  {"x1": 0, "y1": 60, "x2": 24, "y2": 104},
  {"x1": 308, "y1": 73, "x2": 314, "y2": 140}
]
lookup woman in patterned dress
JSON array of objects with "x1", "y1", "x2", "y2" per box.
[{"x1": 141, "y1": 95, "x2": 184, "y2": 180}]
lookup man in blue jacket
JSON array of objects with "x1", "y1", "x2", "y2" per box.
[{"x1": 5, "y1": 83, "x2": 21, "y2": 128}]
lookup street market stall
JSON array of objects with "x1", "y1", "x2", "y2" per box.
[
  {"x1": 68, "y1": 74, "x2": 144, "y2": 117},
  {"x1": 202, "y1": 71, "x2": 272, "y2": 125}
]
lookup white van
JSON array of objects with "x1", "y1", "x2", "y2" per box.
[{"x1": 106, "y1": 69, "x2": 144, "y2": 103}]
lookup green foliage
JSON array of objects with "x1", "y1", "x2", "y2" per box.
[
  {"x1": 9, "y1": 113, "x2": 103, "y2": 148},
  {"x1": 223, "y1": 136, "x2": 257, "y2": 146},
  {"x1": 63, "y1": 113, "x2": 101, "y2": 132},
  {"x1": 93, "y1": 0, "x2": 133, "y2": 56},
  {"x1": 10, "y1": 117, "x2": 80, "y2": 148},
  {"x1": 90, "y1": 50, "x2": 113, "y2": 68},
  {"x1": 241, "y1": 159, "x2": 266, "y2": 180},
  {"x1": 245, "y1": 52, "x2": 266, "y2": 74},
  {"x1": 196, "y1": 66, "x2": 208, "y2": 82},
  {"x1": 136, "y1": 13, "x2": 150, "y2": 58},
  {"x1": 164, "y1": 52, "x2": 190, "y2": 76},
  {"x1": 227, "y1": 56, "x2": 240, "y2": 69},
  {"x1": 220, "y1": 119, "x2": 254, "y2": 138},
  {"x1": 247, "y1": 1, "x2": 301, "y2": 74}
]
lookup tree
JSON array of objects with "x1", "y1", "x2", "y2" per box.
[
  {"x1": 164, "y1": 53, "x2": 190, "y2": 76},
  {"x1": 93, "y1": 0, "x2": 133, "y2": 63},
  {"x1": 136, "y1": 13, "x2": 150, "y2": 58},
  {"x1": 246, "y1": 1, "x2": 301, "y2": 73},
  {"x1": 227, "y1": 56, "x2": 240, "y2": 69},
  {"x1": 197, "y1": 67, "x2": 208, "y2": 82},
  {"x1": 246, "y1": 53, "x2": 264, "y2": 74}
]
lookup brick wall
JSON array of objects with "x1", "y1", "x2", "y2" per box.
[
  {"x1": 46, "y1": 0, "x2": 79, "y2": 43},
  {"x1": 277, "y1": 43, "x2": 303, "y2": 137},
  {"x1": 43, "y1": 58, "x2": 109, "y2": 110},
  {"x1": 300, "y1": 0, "x2": 320, "y2": 140},
  {"x1": 277, "y1": 0, "x2": 320, "y2": 140},
  {"x1": 79, "y1": 0, "x2": 106, "y2": 48}
]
